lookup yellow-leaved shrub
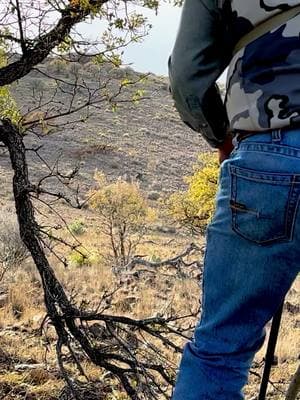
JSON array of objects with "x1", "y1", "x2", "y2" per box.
[
  {"x1": 167, "y1": 153, "x2": 219, "y2": 234},
  {"x1": 89, "y1": 172, "x2": 156, "y2": 267},
  {"x1": 0, "y1": 48, "x2": 20, "y2": 123}
]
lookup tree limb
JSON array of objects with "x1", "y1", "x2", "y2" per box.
[{"x1": 0, "y1": 0, "x2": 108, "y2": 86}]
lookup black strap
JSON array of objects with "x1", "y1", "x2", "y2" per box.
[{"x1": 258, "y1": 301, "x2": 284, "y2": 400}]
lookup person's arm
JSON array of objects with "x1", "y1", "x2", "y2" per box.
[{"x1": 168, "y1": 0, "x2": 232, "y2": 149}]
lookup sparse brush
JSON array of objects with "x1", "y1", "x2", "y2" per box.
[
  {"x1": 68, "y1": 219, "x2": 86, "y2": 235},
  {"x1": 0, "y1": 212, "x2": 28, "y2": 280},
  {"x1": 88, "y1": 172, "x2": 156, "y2": 268},
  {"x1": 8, "y1": 280, "x2": 41, "y2": 320},
  {"x1": 68, "y1": 247, "x2": 101, "y2": 267},
  {"x1": 166, "y1": 152, "x2": 219, "y2": 234}
]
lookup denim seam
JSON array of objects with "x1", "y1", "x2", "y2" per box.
[
  {"x1": 287, "y1": 176, "x2": 300, "y2": 242},
  {"x1": 237, "y1": 143, "x2": 300, "y2": 159},
  {"x1": 230, "y1": 165, "x2": 300, "y2": 183},
  {"x1": 285, "y1": 179, "x2": 296, "y2": 242},
  {"x1": 292, "y1": 193, "x2": 300, "y2": 241},
  {"x1": 231, "y1": 172, "x2": 294, "y2": 185},
  {"x1": 197, "y1": 228, "x2": 211, "y2": 330}
]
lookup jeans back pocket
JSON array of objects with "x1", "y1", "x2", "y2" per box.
[{"x1": 230, "y1": 165, "x2": 300, "y2": 245}]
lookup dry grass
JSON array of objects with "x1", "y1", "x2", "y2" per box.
[
  {"x1": 0, "y1": 371, "x2": 63, "y2": 400},
  {"x1": 0, "y1": 220, "x2": 200, "y2": 399},
  {"x1": 0, "y1": 215, "x2": 299, "y2": 399}
]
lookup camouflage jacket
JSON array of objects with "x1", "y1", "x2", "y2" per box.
[{"x1": 168, "y1": 1, "x2": 300, "y2": 148}]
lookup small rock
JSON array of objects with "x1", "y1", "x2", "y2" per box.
[
  {"x1": 0, "y1": 348, "x2": 11, "y2": 364},
  {"x1": 284, "y1": 301, "x2": 300, "y2": 315},
  {"x1": 32, "y1": 313, "x2": 45, "y2": 325},
  {"x1": 151, "y1": 183, "x2": 162, "y2": 191},
  {"x1": 15, "y1": 363, "x2": 45, "y2": 371},
  {"x1": 0, "y1": 293, "x2": 9, "y2": 308},
  {"x1": 156, "y1": 225, "x2": 176, "y2": 234},
  {"x1": 148, "y1": 191, "x2": 160, "y2": 201}
]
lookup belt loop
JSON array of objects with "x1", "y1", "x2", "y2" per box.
[
  {"x1": 232, "y1": 134, "x2": 239, "y2": 149},
  {"x1": 271, "y1": 129, "x2": 282, "y2": 143}
]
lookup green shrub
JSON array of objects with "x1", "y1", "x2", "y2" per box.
[
  {"x1": 68, "y1": 247, "x2": 101, "y2": 267},
  {"x1": 149, "y1": 254, "x2": 161, "y2": 263},
  {"x1": 0, "y1": 48, "x2": 20, "y2": 123},
  {"x1": 68, "y1": 219, "x2": 86, "y2": 235},
  {"x1": 68, "y1": 250, "x2": 87, "y2": 267}
]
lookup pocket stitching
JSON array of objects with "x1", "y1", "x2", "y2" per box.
[
  {"x1": 230, "y1": 168, "x2": 297, "y2": 245},
  {"x1": 231, "y1": 165, "x2": 295, "y2": 184}
]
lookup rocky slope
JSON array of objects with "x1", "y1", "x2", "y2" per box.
[{"x1": 0, "y1": 61, "x2": 210, "y2": 208}]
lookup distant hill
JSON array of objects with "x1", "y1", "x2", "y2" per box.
[{"x1": 0, "y1": 60, "x2": 210, "y2": 207}]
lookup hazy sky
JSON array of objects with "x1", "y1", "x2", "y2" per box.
[
  {"x1": 78, "y1": 3, "x2": 181, "y2": 76},
  {"x1": 79, "y1": 3, "x2": 227, "y2": 82},
  {"x1": 121, "y1": 3, "x2": 182, "y2": 76}
]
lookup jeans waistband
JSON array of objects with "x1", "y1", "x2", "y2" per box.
[
  {"x1": 233, "y1": 127, "x2": 300, "y2": 159},
  {"x1": 235, "y1": 127, "x2": 300, "y2": 146}
]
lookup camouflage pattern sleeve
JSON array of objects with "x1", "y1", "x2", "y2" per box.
[
  {"x1": 168, "y1": 0, "x2": 233, "y2": 148},
  {"x1": 169, "y1": 0, "x2": 300, "y2": 144}
]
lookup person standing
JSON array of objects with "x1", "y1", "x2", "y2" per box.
[{"x1": 168, "y1": 1, "x2": 300, "y2": 398}]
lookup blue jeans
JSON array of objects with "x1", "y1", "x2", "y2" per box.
[{"x1": 172, "y1": 128, "x2": 300, "y2": 400}]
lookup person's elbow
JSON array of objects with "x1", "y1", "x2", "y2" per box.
[
  {"x1": 168, "y1": 53, "x2": 199, "y2": 130},
  {"x1": 168, "y1": 54, "x2": 190, "y2": 100}
]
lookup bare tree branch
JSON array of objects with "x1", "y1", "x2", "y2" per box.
[
  {"x1": 0, "y1": 0, "x2": 109, "y2": 86},
  {"x1": 0, "y1": 118, "x2": 197, "y2": 399},
  {"x1": 15, "y1": 0, "x2": 27, "y2": 54}
]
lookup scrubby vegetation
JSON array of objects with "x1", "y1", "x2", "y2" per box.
[
  {"x1": 89, "y1": 172, "x2": 156, "y2": 266},
  {"x1": 166, "y1": 153, "x2": 219, "y2": 234},
  {"x1": 0, "y1": 0, "x2": 298, "y2": 396},
  {"x1": 0, "y1": 212, "x2": 28, "y2": 281},
  {"x1": 0, "y1": 50, "x2": 20, "y2": 123},
  {"x1": 0, "y1": 155, "x2": 299, "y2": 399}
]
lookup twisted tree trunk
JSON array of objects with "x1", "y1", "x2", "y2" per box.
[{"x1": 0, "y1": 119, "x2": 139, "y2": 399}]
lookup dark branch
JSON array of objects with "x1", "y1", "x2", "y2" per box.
[
  {"x1": 15, "y1": 0, "x2": 27, "y2": 55},
  {"x1": 0, "y1": 118, "x2": 196, "y2": 399},
  {"x1": 0, "y1": 0, "x2": 108, "y2": 86}
]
